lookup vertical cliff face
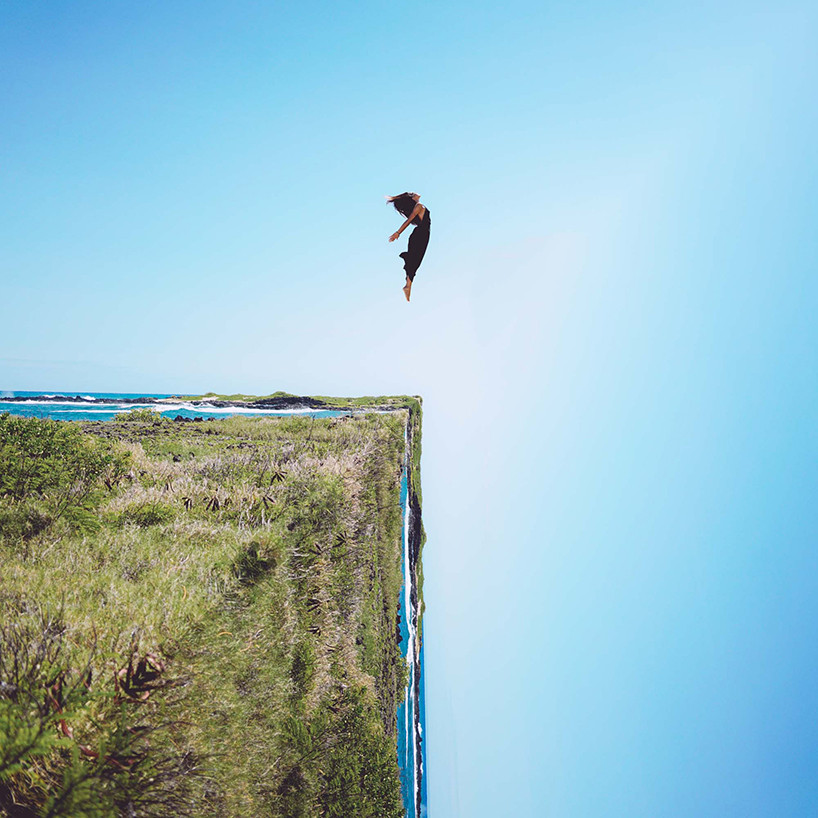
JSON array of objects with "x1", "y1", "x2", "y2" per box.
[
  {"x1": 405, "y1": 397, "x2": 426, "y2": 624},
  {"x1": 401, "y1": 397, "x2": 428, "y2": 818},
  {"x1": 0, "y1": 400, "x2": 426, "y2": 818}
]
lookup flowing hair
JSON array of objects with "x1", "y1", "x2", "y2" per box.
[{"x1": 387, "y1": 192, "x2": 417, "y2": 219}]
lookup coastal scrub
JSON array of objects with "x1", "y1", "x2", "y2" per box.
[{"x1": 0, "y1": 410, "x2": 415, "y2": 817}]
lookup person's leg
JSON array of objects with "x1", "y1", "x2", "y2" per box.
[{"x1": 403, "y1": 276, "x2": 412, "y2": 301}]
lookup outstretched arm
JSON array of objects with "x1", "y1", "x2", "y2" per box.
[{"x1": 389, "y1": 204, "x2": 423, "y2": 242}]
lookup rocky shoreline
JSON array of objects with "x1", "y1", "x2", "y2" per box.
[
  {"x1": 1, "y1": 394, "x2": 421, "y2": 418},
  {"x1": 3, "y1": 394, "x2": 335, "y2": 409}
]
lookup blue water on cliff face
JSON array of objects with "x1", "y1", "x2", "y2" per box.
[
  {"x1": 396, "y1": 459, "x2": 416, "y2": 816},
  {"x1": 0, "y1": 391, "x2": 346, "y2": 421},
  {"x1": 396, "y1": 435, "x2": 428, "y2": 818},
  {"x1": 2, "y1": 391, "x2": 427, "y2": 817}
]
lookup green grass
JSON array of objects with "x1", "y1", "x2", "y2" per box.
[
  {"x1": 0, "y1": 410, "x2": 419, "y2": 818},
  {"x1": 183, "y1": 392, "x2": 426, "y2": 621}
]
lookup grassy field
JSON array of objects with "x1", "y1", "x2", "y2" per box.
[{"x1": 0, "y1": 409, "x2": 418, "y2": 817}]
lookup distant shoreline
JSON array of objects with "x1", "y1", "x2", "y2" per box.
[
  {"x1": 1, "y1": 394, "x2": 327, "y2": 409},
  {"x1": 1, "y1": 393, "x2": 413, "y2": 413}
]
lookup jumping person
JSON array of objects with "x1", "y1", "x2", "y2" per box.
[{"x1": 387, "y1": 192, "x2": 430, "y2": 302}]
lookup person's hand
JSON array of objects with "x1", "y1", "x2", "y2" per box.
[{"x1": 389, "y1": 232, "x2": 400, "y2": 242}]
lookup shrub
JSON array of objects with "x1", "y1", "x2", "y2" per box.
[
  {"x1": 114, "y1": 409, "x2": 161, "y2": 424},
  {"x1": 0, "y1": 415, "x2": 130, "y2": 542}
]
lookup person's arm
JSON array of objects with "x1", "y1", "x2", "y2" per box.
[{"x1": 389, "y1": 204, "x2": 423, "y2": 242}]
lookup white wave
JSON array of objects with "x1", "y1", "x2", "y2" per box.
[
  {"x1": 400, "y1": 424, "x2": 421, "y2": 815},
  {"x1": 48, "y1": 409, "x2": 133, "y2": 414},
  {"x1": 0, "y1": 400, "x2": 342, "y2": 416},
  {"x1": 4, "y1": 400, "x2": 131, "y2": 408}
]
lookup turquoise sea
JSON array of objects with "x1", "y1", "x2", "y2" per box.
[{"x1": 0, "y1": 391, "x2": 347, "y2": 421}]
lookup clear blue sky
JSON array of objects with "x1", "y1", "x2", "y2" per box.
[{"x1": 2, "y1": 2, "x2": 818, "y2": 816}]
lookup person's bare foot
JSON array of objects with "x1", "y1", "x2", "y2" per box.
[{"x1": 403, "y1": 283, "x2": 411, "y2": 302}]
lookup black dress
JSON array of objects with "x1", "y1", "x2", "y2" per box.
[{"x1": 399, "y1": 208, "x2": 431, "y2": 282}]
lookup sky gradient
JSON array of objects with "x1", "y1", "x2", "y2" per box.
[{"x1": 2, "y1": 2, "x2": 818, "y2": 816}]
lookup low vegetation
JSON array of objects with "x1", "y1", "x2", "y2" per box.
[{"x1": 0, "y1": 410, "x2": 413, "y2": 817}]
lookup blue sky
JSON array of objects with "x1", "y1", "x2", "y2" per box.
[{"x1": 2, "y1": 2, "x2": 818, "y2": 816}]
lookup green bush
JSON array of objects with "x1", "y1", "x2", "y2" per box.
[
  {"x1": 114, "y1": 409, "x2": 161, "y2": 423},
  {"x1": 0, "y1": 415, "x2": 128, "y2": 500},
  {"x1": 0, "y1": 416, "x2": 130, "y2": 545}
]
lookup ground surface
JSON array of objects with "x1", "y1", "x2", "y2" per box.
[{"x1": 0, "y1": 411, "x2": 410, "y2": 818}]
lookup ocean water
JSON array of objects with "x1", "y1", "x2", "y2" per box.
[
  {"x1": 397, "y1": 442, "x2": 426, "y2": 818},
  {"x1": 1, "y1": 390, "x2": 427, "y2": 817},
  {"x1": 0, "y1": 391, "x2": 346, "y2": 421}
]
